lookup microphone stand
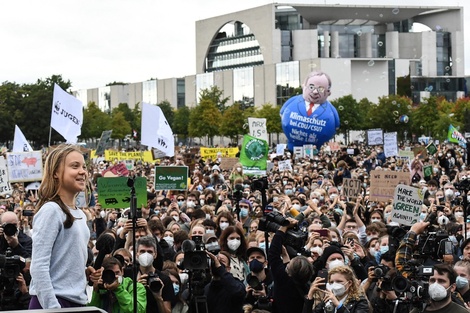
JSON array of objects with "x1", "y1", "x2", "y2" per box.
[{"x1": 127, "y1": 176, "x2": 138, "y2": 313}]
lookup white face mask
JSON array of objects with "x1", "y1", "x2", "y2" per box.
[
  {"x1": 326, "y1": 282, "x2": 347, "y2": 297},
  {"x1": 219, "y1": 222, "x2": 229, "y2": 230},
  {"x1": 172, "y1": 215, "x2": 180, "y2": 222},
  {"x1": 236, "y1": 167, "x2": 242, "y2": 172},
  {"x1": 438, "y1": 215, "x2": 449, "y2": 225},
  {"x1": 227, "y1": 239, "x2": 241, "y2": 251},
  {"x1": 138, "y1": 252, "x2": 154, "y2": 267},
  {"x1": 456, "y1": 276, "x2": 469, "y2": 289},
  {"x1": 310, "y1": 246, "x2": 323, "y2": 256},
  {"x1": 371, "y1": 218, "x2": 381, "y2": 223},
  {"x1": 200, "y1": 200, "x2": 205, "y2": 206},
  {"x1": 179, "y1": 273, "x2": 189, "y2": 285},
  {"x1": 328, "y1": 259, "x2": 344, "y2": 270},
  {"x1": 292, "y1": 204, "x2": 301, "y2": 211},
  {"x1": 369, "y1": 247, "x2": 377, "y2": 256},
  {"x1": 428, "y1": 282, "x2": 449, "y2": 301},
  {"x1": 100, "y1": 211, "x2": 106, "y2": 218},
  {"x1": 455, "y1": 211, "x2": 464, "y2": 218},
  {"x1": 445, "y1": 189, "x2": 454, "y2": 198},
  {"x1": 163, "y1": 236, "x2": 174, "y2": 247},
  {"x1": 187, "y1": 201, "x2": 195, "y2": 208}
]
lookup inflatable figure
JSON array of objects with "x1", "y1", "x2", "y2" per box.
[{"x1": 280, "y1": 71, "x2": 340, "y2": 151}]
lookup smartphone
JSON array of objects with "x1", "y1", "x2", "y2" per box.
[
  {"x1": 313, "y1": 229, "x2": 329, "y2": 237},
  {"x1": 444, "y1": 240, "x2": 453, "y2": 255},
  {"x1": 317, "y1": 269, "x2": 328, "y2": 290},
  {"x1": 347, "y1": 237, "x2": 355, "y2": 245},
  {"x1": 23, "y1": 210, "x2": 34, "y2": 216}
]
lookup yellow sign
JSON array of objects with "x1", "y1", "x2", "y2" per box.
[
  {"x1": 199, "y1": 147, "x2": 239, "y2": 160},
  {"x1": 90, "y1": 150, "x2": 156, "y2": 163}
]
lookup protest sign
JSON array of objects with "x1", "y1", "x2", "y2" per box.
[
  {"x1": 383, "y1": 132, "x2": 398, "y2": 157},
  {"x1": 276, "y1": 144, "x2": 286, "y2": 155},
  {"x1": 328, "y1": 142, "x2": 340, "y2": 151},
  {"x1": 248, "y1": 117, "x2": 268, "y2": 142},
  {"x1": 101, "y1": 162, "x2": 129, "y2": 177},
  {"x1": 6, "y1": 151, "x2": 43, "y2": 183},
  {"x1": 0, "y1": 158, "x2": 12, "y2": 195},
  {"x1": 423, "y1": 165, "x2": 433, "y2": 178},
  {"x1": 200, "y1": 147, "x2": 239, "y2": 160},
  {"x1": 426, "y1": 142, "x2": 438, "y2": 155},
  {"x1": 369, "y1": 170, "x2": 410, "y2": 202},
  {"x1": 155, "y1": 166, "x2": 188, "y2": 190},
  {"x1": 95, "y1": 130, "x2": 113, "y2": 156},
  {"x1": 303, "y1": 145, "x2": 313, "y2": 159},
  {"x1": 97, "y1": 177, "x2": 147, "y2": 209},
  {"x1": 220, "y1": 158, "x2": 239, "y2": 171},
  {"x1": 293, "y1": 146, "x2": 303, "y2": 159},
  {"x1": 413, "y1": 146, "x2": 428, "y2": 159},
  {"x1": 124, "y1": 160, "x2": 134, "y2": 171},
  {"x1": 367, "y1": 129, "x2": 383, "y2": 145},
  {"x1": 391, "y1": 184, "x2": 424, "y2": 226},
  {"x1": 240, "y1": 135, "x2": 268, "y2": 176},
  {"x1": 278, "y1": 160, "x2": 292, "y2": 172},
  {"x1": 342, "y1": 178, "x2": 362, "y2": 199}
]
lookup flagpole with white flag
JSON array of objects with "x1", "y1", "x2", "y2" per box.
[
  {"x1": 141, "y1": 103, "x2": 174, "y2": 157},
  {"x1": 50, "y1": 84, "x2": 84, "y2": 145},
  {"x1": 13, "y1": 125, "x2": 33, "y2": 152}
]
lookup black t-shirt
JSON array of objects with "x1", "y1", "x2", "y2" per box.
[{"x1": 145, "y1": 270, "x2": 175, "y2": 313}]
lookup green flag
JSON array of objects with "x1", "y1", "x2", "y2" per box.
[
  {"x1": 448, "y1": 124, "x2": 467, "y2": 148},
  {"x1": 240, "y1": 134, "x2": 269, "y2": 176}
]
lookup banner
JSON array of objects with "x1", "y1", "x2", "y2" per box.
[
  {"x1": 342, "y1": 178, "x2": 362, "y2": 199},
  {"x1": 369, "y1": 170, "x2": 410, "y2": 202},
  {"x1": 97, "y1": 177, "x2": 147, "y2": 209},
  {"x1": 367, "y1": 129, "x2": 383, "y2": 145},
  {"x1": 90, "y1": 150, "x2": 156, "y2": 163},
  {"x1": 391, "y1": 184, "x2": 424, "y2": 226},
  {"x1": 154, "y1": 166, "x2": 188, "y2": 190},
  {"x1": 248, "y1": 117, "x2": 268, "y2": 142},
  {"x1": 12, "y1": 125, "x2": 33, "y2": 152},
  {"x1": 448, "y1": 124, "x2": 467, "y2": 148},
  {"x1": 0, "y1": 158, "x2": 12, "y2": 195},
  {"x1": 6, "y1": 151, "x2": 43, "y2": 183},
  {"x1": 240, "y1": 134, "x2": 269, "y2": 176},
  {"x1": 95, "y1": 130, "x2": 113, "y2": 156},
  {"x1": 141, "y1": 103, "x2": 174, "y2": 157},
  {"x1": 199, "y1": 147, "x2": 239, "y2": 160},
  {"x1": 383, "y1": 132, "x2": 398, "y2": 157},
  {"x1": 51, "y1": 84, "x2": 83, "y2": 143}
]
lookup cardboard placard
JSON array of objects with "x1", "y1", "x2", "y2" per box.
[
  {"x1": 342, "y1": 178, "x2": 362, "y2": 199},
  {"x1": 391, "y1": 184, "x2": 423, "y2": 226},
  {"x1": 101, "y1": 162, "x2": 129, "y2": 177},
  {"x1": 367, "y1": 129, "x2": 383, "y2": 145},
  {"x1": 278, "y1": 160, "x2": 293, "y2": 172},
  {"x1": 6, "y1": 151, "x2": 43, "y2": 183},
  {"x1": 97, "y1": 177, "x2": 147, "y2": 209},
  {"x1": 0, "y1": 158, "x2": 12, "y2": 195},
  {"x1": 220, "y1": 158, "x2": 239, "y2": 170},
  {"x1": 369, "y1": 170, "x2": 410, "y2": 202}
]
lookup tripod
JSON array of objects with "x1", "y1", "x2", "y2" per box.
[{"x1": 188, "y1": 275, "x2": 208, "y2": 313}]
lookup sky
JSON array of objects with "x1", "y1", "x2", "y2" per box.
[{"x1": 0, "y1": 0, "x2": 467, "y2": 90}]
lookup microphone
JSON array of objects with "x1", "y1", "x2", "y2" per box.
[
  {"x1": 290, "y1": 207, "x2": 305, "y2": 222},
  {"x1": 182, "y1": 239, "x2": 196, "y2": 253}
]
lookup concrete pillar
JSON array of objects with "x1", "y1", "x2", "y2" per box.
[
  {"x1": 385, "y1": 31, "x2": 399, "y2": 58},
  {"x1": 331, "y1": 31, "x2": 339, "y2": 58},
  {"x1": 323, "y1": 31, "x2": 330, "y2": 58}
]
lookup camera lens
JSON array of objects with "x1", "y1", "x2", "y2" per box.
[
  {"x1": 3, "y1": 224, "x2": 17, "y2": 237},
  {"x1": 102, "y1": 269, "x2": 116, "y2": 284},
  {"x1": 392, "y1": 276, "x2": 410, "y2": 293}
]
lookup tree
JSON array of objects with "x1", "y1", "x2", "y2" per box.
[
  {"x1": 0, "y1": 82, "x2": 22, "y2": 144},
  {"x1": 254, "y1": 103, "x2": 281, "y2": 144},
  {"x1": 367, "y1": 95, "x2": 412, "y2": 139},
  {"x1": 110, "y1": 111, "x2": 131, "y2": 141},
  {"x1": 220, "y1": 102, "x2": 245, "y2": 143},
  {"x1": 199, "y1": 86, "x2": 230, "y2": 112},
  {"x1": 188, "y1": 99, "x2": 222, "y2": 145},
  {"x1": 173, "y1": 106, "x2": 190, "y2": 141},
  {"x1": 410, "y1": 96, "x2": 441, "y2": 139},
  {"x1": 81, "y1": 102, "x2": 112, "y2": 140},
  {"x1": 158, "y1": 100, "x2": 174, "y2": 128},
  {"x1": 331, "y1": 95, "x2": 364, "y2": 144}
]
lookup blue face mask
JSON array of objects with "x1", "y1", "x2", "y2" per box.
[
  {"x1": 420, "y1": 213, "x2": 427, "y2": 221},
  {"x1": 285, "y1": 189, "x2": 293, "y2": 195},
  {"x1": 240, "y1": 208, "x2": 248, "y2": 217},
  {"x1": 173, "y1": 283, "x2": 180, "y2": 295},
  {"x1": 177, "y1": 201, "x2": 184, "y2": 207},
  {"x1": 259, "y1": 242, "x2": 267, "y2": 250},
  {"x1": 380, "y1": 246, "x2": 389, "y2": 254}
]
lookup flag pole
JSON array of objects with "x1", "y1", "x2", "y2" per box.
[{"x1": 48, "y1": 126, "x2": 52, "y2": 147}]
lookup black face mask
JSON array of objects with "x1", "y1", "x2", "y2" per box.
[{"x1": 249, "y1": 259, "x2": 264, "y2": 273}]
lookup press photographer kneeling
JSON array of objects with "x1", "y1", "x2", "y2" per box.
[{"x1": 395, "y1": 220, "x2": 468, "y2": 312}]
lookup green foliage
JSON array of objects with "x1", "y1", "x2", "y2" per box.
[
  {"x1": 331, "y1": 95, "x2": 364, "y2": 144},
  {"x1": 254, "y1": 103, "x2": 282, "y2": 134},
  {"x1": 110, "y1": 111, "x2": 131, "y2": 139},
  {"x1": 367, "y1": 95, "x2": 412, "y2": 139},
  {"x1": 173, "y1": 106, "x2": 190, "y2": 138},
  {"x1": 219, "y1": 102, "x2": 245, "y2": 141},
  {"x1": 397, "y1": 75, "x2": 411, "y2": 97},
  {"x1": 199, "y1": 86, "x2": 230, "y2": 112},
  {"x1": 82, "y1": 102, "x2": 112, "y2": 139},
  {"x1": 158, "y1": 100, "x2": 174, "y2": 128},
  {"x1": 188, "y1": 99, "x2": 222, "y2": 142}
]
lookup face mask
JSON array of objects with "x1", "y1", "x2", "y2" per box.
[
  {"x1": 312, "y1": 199, "x2": 319, "y2": 204},
  {"x1": 258, "y1": 242, "x2": 266, "y2": 250},
  {"x1": 438, "y1": 215, "x2": 449, "y2": 225},
  {"x1": 187, "y1": 201, "x2": 195, "y2": 208},
  {"x1": 369, "y1": 247, "x2": 377, "y2": 257},
  {"x1": 329, "y1": 194, "x2": 338, "y2": 200},
  {"x1": 330, "y1": 222, "x2": 337, "y2": 228},
  {"x1": 420, "y1": 213, "x2": 427, "y2": 221},
  {"x1": 445, "y1": 189, "x2": 454, "y2": 198},
  {"x1": 227, "y1": 239, "x2": 241, "y2": 251},
  {"x1": 363, "y1": 183, "x2": 368, "y2": 188},
  {"x1": 371, "y1": 218, "x2": 381, "y2": 223},
  {"x1": 326, "y1": 282, "x2": 347, "y2": 297},
  {"x1": 456, "y1": 276, "x2": 469, "y2": 290},
  {"x1": 163, "y1": 236, "x2": 174, "y2": 247},
  {"x1": 240, "y1": 208, "x2": 248, "y2": 218},
  {"x1": 285, "y1": 189, "x2": 293, "y2": 195},
  {"x1": 380, "y1": 246, "x2": 389, "y2": 254},
  {"x1": 447, "y1": 154, "x2": 451, "y2": 158},
  {"x1": 200, "y1": 200, "x2": 205, "y2": 206},
  {"x1": 467, "y1": 196, "x2": 470, "y2": 203},
  {"x1": 337, "y1": 186, "x2": 342, "y2": 191},
  {"x1": 236, "y1": 167, "x2": 242, "y2": 172},
  {"x1": 428, "y1": 282, "x2": 450, "y2": 301},
  {"x1": 117, "y1": 275, "x2": 123, "y2": 284},
  {"x1": 219, "y1": 222, "x2": 229, "y2": 230},
  {"x1": 100, "y1": 211, "x2": 106, "y2": 218},
  {"x1": 292, "y1": 204, "x2": 301, "y2": 211},
  {"x1": 249, "y1": 259, "x2": 264, "y2": 273},
  {"x1": 173, "y1": 283, "x2": 180, "y2": 295},
  {"x1": 173, "y1": 216, "x2": 180, "y2": 222},
  {"x1": 384, "y1": 212, "x2": 391, "y2": 220},
  {"x1": 177, "y1": 201, "x2": 184, "y2": 207},
  {"x1": 138, "y1": 252, "x2": 154, "y2": 267},
  {"x1": 455, "y1": 212, "x2": 464, "y2": 218},
  {"x1": 328, "y1": 259, "x2": 344, "y2": 270},
  {"x1": 179, "y1": 273, "x2": 189, "y2": 285},
  {"x1": 319, "y1": 196, "x2": 324, "y2": 201},
  {"x1": 310, "y1": 246, "x2": 323, "y2": 256},
  {"x1": 273, "y1": 196, "x2": 279, "y2": 202}
]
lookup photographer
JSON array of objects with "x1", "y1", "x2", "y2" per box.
[
  {"x1": 88, "y1": 256, "x2": 146, "y2": 313},
  {"x1": 0, "y1": 211, "x2": 32, "y2": 258},
  {"x1": 268, "y1": 217, "x2": 314, "y2": 313},
  {"x1": 135, "y1": 236, "x2": 175, "y2": 313},
  {"x1": 245, "y1": 247, "x2": 274, "y2": 311}
]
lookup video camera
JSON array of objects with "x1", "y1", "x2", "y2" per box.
[
  {"x1": 182, "y1": 236, "x2": 210, "y2": 271},
  {"x1": 251, "y1": 177, "x2": 269, "y2": 191},
  {"x1": 385, "y1": 264, "x2": 434, "y2": 303},
  {"x1": 0, "y1": 249, "x2": 26, "y2": 306},
  {"x1": 258, "y1": 211, "x2": 307, "y2": 252}
]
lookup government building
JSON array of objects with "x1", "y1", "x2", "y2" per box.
[{"x1": 74, "y1": 3, "x2": 466, "y2": 111}]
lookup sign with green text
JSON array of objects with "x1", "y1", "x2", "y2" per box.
[
  {"x1": 154, "y1": 166, "x2": 188, "y2": 191},
  {"x1": 97, "y1": 177, "x2": 147, "y2": 209},
  {"x1": 391, "y1": 184, "x2": 424, "y2": 226}
]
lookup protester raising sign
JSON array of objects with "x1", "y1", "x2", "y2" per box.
[
  {"x1": 391, "y1": 184, "x2": 424, "y2": 226},
  {"x1": 342, "y1": 178, "x2": 362, "y2": 199}
]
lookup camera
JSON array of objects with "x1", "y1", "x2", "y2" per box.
[
  {"x1": 1, "y1": 223, "x2": 17, "y2": 237},
  {"x1": 247, "y1": 275, "x2": 264, "y2": 291},
  {"x1": 251, "y1": 177, "x2": 269, "y2": 191},
  {"x1": 148, "y1": 272, "x2": 163, "y2": 292},
  {"x1": 374, "y1": 264, "x2": 390, "y2": 280},
  {"x1": 182, "y1": 236, "x2": 210, "y2": 271},
  {"x1": 101, "y1": 269, "x2": 117, "y2": 284},
  {"x1": 0, "y1": 253, "x2": 25, "y2": 280},
  {"x1": 258, "y1": 212, "x2": 307, "y2": 252},
  {"x1": 233, "y1": 184, "x2": 244, "y2": 199}
]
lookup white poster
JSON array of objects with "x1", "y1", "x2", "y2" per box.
[
  {"x1": 367, "y1": 129, "x2": 384, "y2": 145},
  {"x1": 51, "y1": 84, "x2": 83, "y2": 143},
  {"x1": 6, "y1": 151, "x2": 43, "y2": 183},
  {"x1": 383, "y1": 132, "x2": 398, "y2": 157},
  {"x1": 278, "y1": 160, "x2": 292, "y2": 172},
  {"x1": 248, "y1": 117, "x2": 268, "y2": 142},
  {"x1": 391, "y1": 184, "x2": 424, "y2": 226},
  {"x1": 12, "y1": 125, "x2": 33, "y2": 152},
  {"x1": 293, "y1": 146, "x2": 303, "y2": 159},
  {"x1": 276, "y1": 144, "x2": 286, "y2": 155},
  {"x1": 0, "y1": 158, "x2": 12, "y2": 195},
  {"x1": 141, "y1": 103, "x2": 175, "y2": 157},
  {"x1": 303, "y1": 144, "x2": 313, "y2": 159}
]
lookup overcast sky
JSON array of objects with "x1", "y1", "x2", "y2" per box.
[{"x1": 0, "y1": 0, "x2": 467, "y2": 90}]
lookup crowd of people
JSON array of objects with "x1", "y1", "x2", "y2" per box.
[{"x1": 2, "y1": 141, "x2": 470, "y2": 313}]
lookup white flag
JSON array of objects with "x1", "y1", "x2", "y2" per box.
[
  {"x1": 141, "y1": 103, "x2": 174, "y2": 157},
  {"x1": 13, "y1": 125, "x2": 33, "y2": 152},
  {"x1": 51, "y1": 84, "x2": 83, "y2": 143}
]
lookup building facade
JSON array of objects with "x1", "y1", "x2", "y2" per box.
[{"x1": 74, "y1": 3, "x2": 466, "y2": 110}]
